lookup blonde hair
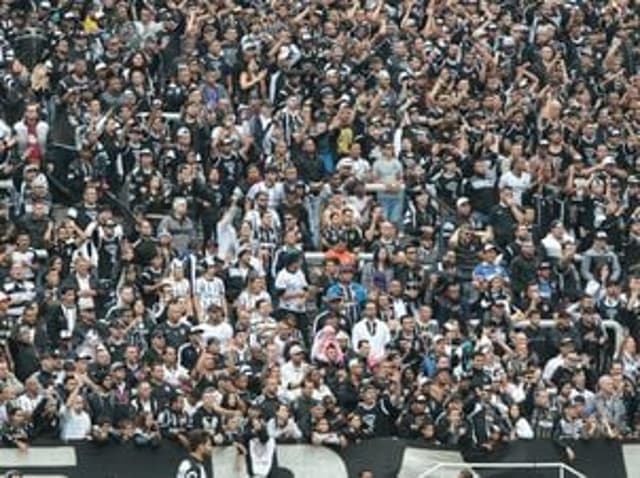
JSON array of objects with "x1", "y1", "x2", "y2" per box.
[{"x1": 31, "y1": 64, "x2": 50, "y2": 92}]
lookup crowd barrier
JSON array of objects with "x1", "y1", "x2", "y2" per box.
[{"x1": 0, "y1": 438, "x2": 630, "y2": 478}]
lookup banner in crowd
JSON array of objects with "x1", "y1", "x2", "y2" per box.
[{"x1": 0, "y1": 439, "x2": 628, "y2": 478}]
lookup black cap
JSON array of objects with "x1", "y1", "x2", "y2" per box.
[{"x1": 41, "y1": 349, "x2": 61, "y2": 360}]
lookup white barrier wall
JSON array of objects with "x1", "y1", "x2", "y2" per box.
[
  {"x1": 398, "y1": 447, "x2": 466, "y2": 478},
  {"x1": 0, "y1": 447, "x2": 77, "y2": 468},
  {"x1": 3, "y1": 443, "x2": 639, "y2": 477},
  {"x1": 210, "y1": 444, "x2": 349, "y2": 478},
  {"x1": 622, "y1": 443, "x2": 640, "y2": 478}
]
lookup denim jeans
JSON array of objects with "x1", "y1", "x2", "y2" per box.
[{"x1": 377, "y1": 190, "x2": 404, "y2": 228}]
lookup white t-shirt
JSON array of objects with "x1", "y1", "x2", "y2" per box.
[
  {"x1": 76, "y1": 274, "x2": 95, "y2": 311},
  {"x1": 15, "y1": 393, "x2": 42, "y2": 416},
  {"x1": 351, "y1": 319, "x2": 391, "y2": 360},
  {"x1": 163, "y1": 364, "x2": 190, "y2": 388},
  {"x1": 280, "y1": 360, "x2": 308, "y2": 393},
  {"x1": 337, "y1": 157, "x2": 371, "y2": 181},
  {"x1": 60, "y1": 407, "x2": 92, "y2": 441},
  {"x1": 199, "y1": 321, "x2": 234, "y2": 351},
  {"x1": 499, "y1": 171, "x2": 531, "y2": 206},
  {"x1": 246, "y1": 181, "x2": 285, "y2": 209},
  {"x1": 274, "y1": 268, "x2": 308, "y2": 313},
  {"x1": 372, "y1": 157, "x2": 403, "y2": 184},
  {"x1": 10, "y1": 250, "x2": 37, "y2": 280}
]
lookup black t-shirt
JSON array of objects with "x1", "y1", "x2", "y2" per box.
[
  {"x1": 489, "y1": 204, "x2": 517, "y2": 248},
  {"x1": 157, "y1": 322, "x2": 190, "y2": 349},
  {"x1": 192, "y1": 405, "x2": 222, "y2": 437},
  {"x1": 356, "y1": 396, "x2": 398, "y2": 437}
]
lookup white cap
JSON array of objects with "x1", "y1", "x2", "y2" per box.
[
  {"x1": 289, "y1": 344, "x2": 304, "y2": 356},
  {"x1": 456, "y1": 197, "x2": 470, "y2": 207}
]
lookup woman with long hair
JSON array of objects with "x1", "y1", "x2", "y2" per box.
[
  {"x1": 359, "y1": 246, "x2": 394, "y2": 292},
  {"x1": 618, "y1": 336, "x2": 640, "y2": 382}
]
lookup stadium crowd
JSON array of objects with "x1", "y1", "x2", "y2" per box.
[{"x1": 1, "y1": 0, "x2": 640, "y2": 467}]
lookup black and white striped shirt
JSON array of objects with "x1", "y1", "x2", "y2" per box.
[{"x1": 4, "y1": 278, "x2": 36, "y2": 322}]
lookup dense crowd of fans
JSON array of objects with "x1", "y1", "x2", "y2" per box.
[{"x1": 1, "y1": 0, "x2": 640, "y2": 468}]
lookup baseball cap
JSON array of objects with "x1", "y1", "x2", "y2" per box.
[
  {"x1": 77, "y1": 352, "x2": 93, "y2": 361},
  {"x1": 289, "y1": 344, "x2": 304, "y2": 356},
  {"x1": 456, "y1": 197, "x2": 470, "y2": 207},
  {"x1": 110, "y1": 362, "x2": 125, "y2": 372},
  {"x1": 324, "y1": 289, "x2": 343, "y2": 301},
  {"x1": 483, "y1": 243, "x2": 497, "y2": 252}
]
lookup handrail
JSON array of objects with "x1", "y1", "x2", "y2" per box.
[
  {"x1": 418, "y1": 461, "x2": 587, "y2": 478},
  {"x1": 363, "y1": 183, "x2": 407, "y2": 193},
  {"x1": 304, "y1": 251, "x2": 373, "y2": 263}
]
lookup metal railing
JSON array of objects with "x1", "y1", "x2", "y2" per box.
[
  {"x1": 418, "y1": 461, "x2": 587, "y2": 478},
  {"x1": 304, "y1": 251, "x2": 373, "y2": 264}
]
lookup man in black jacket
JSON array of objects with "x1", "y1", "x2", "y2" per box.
[{"x1": 46, "y1": 285, "x2": 77, "y2": 349}]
